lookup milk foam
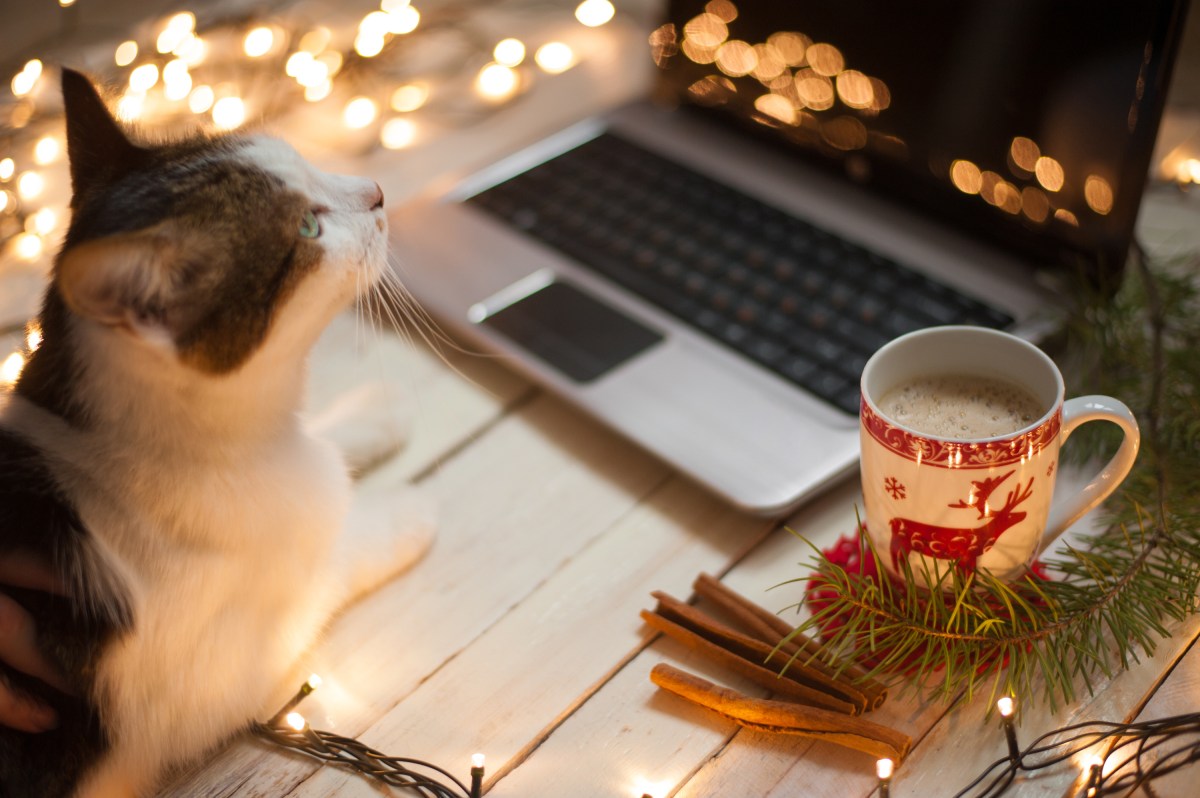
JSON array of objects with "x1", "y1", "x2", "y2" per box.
[{"x1": 877, "y1": 374, "x2": 1044, "y2": 439}]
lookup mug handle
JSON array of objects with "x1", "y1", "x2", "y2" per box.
[{"x1": 1039, "y1": 395, "x2": 1140, "y2": 553}]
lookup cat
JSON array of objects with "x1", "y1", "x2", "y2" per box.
[{"x1": 0, "y1": 68, "x2": 433, "y2": 797}]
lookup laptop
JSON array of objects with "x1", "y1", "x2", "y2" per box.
[{"x1": 390, "y1": 0, "x2": 1187, "y2": 515}]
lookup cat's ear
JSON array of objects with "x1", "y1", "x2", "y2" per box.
[
  {"x1": 56, "y1": 226, "x2": 204, "y2": 343},
  {"x1": 61, "y1": 68, "x2": 146, "y2": 199}
]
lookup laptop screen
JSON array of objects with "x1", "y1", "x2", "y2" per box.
[{"x1": 652, "y1": 0, "x2": 1188, "y2": 286}]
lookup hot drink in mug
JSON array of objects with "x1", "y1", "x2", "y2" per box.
[{"x1": 859, "y1": 326, "x2": 1140, "y2": 584}]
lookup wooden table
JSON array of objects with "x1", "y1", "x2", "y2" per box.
[{"x1": 6, "y1": 8, "x2": 1191, "y2": 798}]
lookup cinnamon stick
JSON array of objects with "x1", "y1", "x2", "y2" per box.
[
  {"x1": 650, "y1": 591, "x2": 870, "y2": 714},
  {"x1": 650, "y1": 663, "x2": 910, "y2": 762},
  {"x1": 693, "y1": 573, "x2": 887, "y2": 709},
  {"x1": 639, "y1": 609, "x2": 857, "y2": 714}
]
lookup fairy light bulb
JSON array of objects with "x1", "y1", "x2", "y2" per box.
[
  {"x1": 997, "y1": 696, "x2": 1014, "y2": 717},
  {"x1": 11, "y1": 60, "x2": 42, "y2": 97},
  {"x1": 115, "y1": 40, "x2": 139, "y2": 67},
  {"x1": 469, "y1": 753, "x2": 485, "y2": 798},
  {"x1": 17, "y1": 171, "x2": 44, "y2": 201},
  {"x1": 575, "y1": 0, "x2": 615, "y2": 27},
  {"x1": 188, "y1": 85, "x2": 215, "y2": 114},
  {"x1": 389, "y1": 83, "x2": 428, "y2": 112},
  {"x1": 117, "y1": 92, "x2": 145, "y2": 121},
  {"x1": 298, "y1": 27, "x2": 331, "y2": 54},
  {"x1": 475, "y1": 63, "x2": 518, "y2": 101},
  {"x1": 13, "y1": 232, "x2": 43, "y2": 261},
  {"x1": 0, "y1": 158, "x2": 13, "y2": 181},
  {"x1": 129, "y1": 63, "x2": 159, "y2": 92},
  {"x1": 355, "y1": 33, "x2": 386, "y2": 58},
  {"x1": 29, "y1": 207, "x2": 57, "y2": 236},
  {"x1": 304, "y1": 81, "x2": 333, "y2": 102},
  {"x1": 244, "y1": 26, "x2": 275, "y2": 58},
  {"x1": 212, "y1": 97, "x2": 246, "y2": 130},
  {"x1": 388, "y1": 5, "x2": 420, "y2": 34},
  {"x1": 1, "y1": 352, "x2": 25, "y2": 385},
  {"x1": 876, "y1": 758, "x2": 894, "y2": 798},
  {"x1": 493, "y1": 38, "x2": 526, "y2": 67},
  {"x1": 33, "y1": 136, "x2": 60, "y2": 165},
  {"x1": 534, "y1": 42, "x2": 574, "y2": 74},
  {"x1": 284, "y1": 712, "x2": 306, "y2": 731},
  {"x1": 175, "y1": 34, "x2": 208, "y2": 66},
  {"x1": 381, "y1": 117, "x2": 416, "y2": 149},
  {"x1": 343, "y1": 97, "x2": 379, "y2": 129}
]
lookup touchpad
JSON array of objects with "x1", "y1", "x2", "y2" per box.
[{"x1": 479, "y1": 280, "x2": 663, "y2": 383}]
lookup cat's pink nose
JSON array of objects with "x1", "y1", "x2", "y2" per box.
[{"x1": 370, "y1": 181, "x2": 384, "y2": 210}]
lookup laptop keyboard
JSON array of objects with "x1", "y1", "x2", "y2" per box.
[{"x1": 466, "y1": 133, "x2": 1012, "y2": 415}]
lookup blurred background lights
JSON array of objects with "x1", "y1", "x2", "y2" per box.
[
  {"x1": 390, "y1": 83, "x2": 428, "y2": 112},
  {"x1": 575, "y1": 0, "x2": 615, "y2": 27},
  {"x1": 117, "y1": 92, "x2": 145, "y2": 121},
  {"x1": 33, "y1": 136, "x2": 60, "y2": 165},
  {"x1": 243, "y1": 27, "x2": 275, "y2": 58},
  {"x1": 304, "y1": 81, "x2": 333, "y2": 102},
  {"x1": 11, "y1": 60, "x2": 43, "y2": 97},
  {"x1": 115, "y1": 40, "x2": 139, "y2": 67},
  {"x1": 805, "y1": 42, "x2": 844, "y2": 76},
  {"x1": 1085, "y1": 175, "x2": 1114, "y2": 214},
  {"x1": 381, "y1": 117, "x2": 417, "y2": 149},
  {"x1": 211, "y1": 96, "x2": 246, "y2": 129},
  {"x1": 29, "y1": 208, "x2": 57, "y2": 237},
  {"x1": 16, "y1": 172, "x2": 44, "y2": 201},
  {"x1": 381, "y1": 0, "x2": 412, "y2": 11},
  {"x1": 493, "y1": 38, "x2": 526, "y2": 67},
  {"x1": 1, "y1": 352, "x2": 24, "y2": 386},
  {"x1": 388, "y1": 5, "x2": 421, "y2": 34},
  {"x1": 534, "y1": 42, "x2": 574, "y2": 74},
  {"x1": 129, "y1": 63, "x2": 160, "y2": 92},
  {"x1": 1035, "y1": 155, "x2": 1065, "y2": 192},
  {"x1": 157, "y1": 12, "x2": 196, "y2": 54},
  {"x1": 0, "y1": 159, "x2": 14, "y2": 182},
  {"x1": 13, "y1": 233, "x2": 43, "y2": 262},
  {"x1": 950, "y1": 159, "x2": 983, "y2": 195},
  {"x1": 476, "y1": 63, "x2": 519, "y2": 100},
  {"x1": 188, "y1": 84, "x2": 215, "y2": 114},
  {"x1": 343, "y1": 97, "x2": 379, "y2": 129},
  {"x1": 299, "y1": 27, "x2": 332, "y2": 54}
]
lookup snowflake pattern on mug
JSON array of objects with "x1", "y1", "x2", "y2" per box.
[{"x1": 884, "y1": 476, "x2": 906, "y2": 500}]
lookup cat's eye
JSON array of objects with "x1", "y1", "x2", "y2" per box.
[{"x1": 299, "y1": 209, "x2": 321, "y2": 239}]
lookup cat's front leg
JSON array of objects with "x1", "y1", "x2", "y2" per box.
[
  {"x1": 305, "y1": 380, "x2": 412, "y2": 476},
  {"x1": 337, "y1": 473, "x2": 435, "y2": 605}
]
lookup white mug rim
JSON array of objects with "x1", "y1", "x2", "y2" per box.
[{"x1": 860, "y1": 325, "x2": 1066, "y2": 445}]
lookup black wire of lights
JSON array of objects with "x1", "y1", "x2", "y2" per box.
[
  {"x1": 252, "y1": 676, "x2": 484, "y2": 798},
  {"x1": 944, "y1": 695, "x2": 1200, "y2": 798}
]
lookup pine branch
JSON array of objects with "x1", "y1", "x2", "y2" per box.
[{"x1": 783, "y1": 252, "x2": 1200, "y2": 711}]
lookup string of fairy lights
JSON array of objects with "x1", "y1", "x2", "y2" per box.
[
  {"x1": 867, "y1": 694, "x2": 1200, "y2": 798},
  {"x1": 0, "y1": 0, "x2": 618, "y2": 354}
]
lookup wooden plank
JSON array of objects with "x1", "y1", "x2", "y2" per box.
[
  {"x1": 280, "y1": 473, "x2": 774, "y2": 797},
  {"x1": 164, "y1": 393, "x2": 672, "y2": 796}
]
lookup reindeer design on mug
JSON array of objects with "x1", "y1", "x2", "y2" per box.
[{"x1": 889, "y1": 469, "x2": 1035, "y2": 572}]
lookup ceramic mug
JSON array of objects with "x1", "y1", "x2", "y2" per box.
[{"x1": 859, "y1": 326, "x2": 1140, "y2": 584}]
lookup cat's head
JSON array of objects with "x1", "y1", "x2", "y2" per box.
[{"x1": 50, "y1": 68, "x2": 387, "y2": 376}]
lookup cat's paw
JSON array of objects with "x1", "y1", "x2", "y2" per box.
[
  {"x1": 339, "y1": 482, "x2": 435, "y2": 602},
  {"x1": 306, "y1": 380, "x2": 412, "y2": 475}
]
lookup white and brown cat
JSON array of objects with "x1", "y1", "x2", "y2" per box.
[{"x1": 0, "y1": 68, "x2": 433, "y2": 797}]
